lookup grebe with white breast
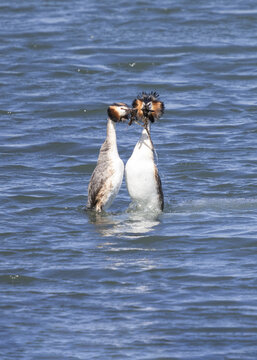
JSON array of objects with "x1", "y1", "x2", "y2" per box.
[
  {"x1": 125, "y1": 92, "x2": 164, "y2": 211},
  {"x1": 87, "y1": 103, "x2": 131, "y2": 212}
]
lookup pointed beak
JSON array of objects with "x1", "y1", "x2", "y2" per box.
[
  {"x1": 128, "y1": 108, "x2": 138, "y2": 125},
  {"x1": 120, "y1": 107, "x2": 132, "y2": 122}
]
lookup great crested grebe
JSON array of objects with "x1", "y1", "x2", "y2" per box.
[
  {"x1": 125, "y1": 92, "x2": 164, "y2": 211},
  {"x1": 87, "y1": 102, "x2": 131, "y2": 212}
]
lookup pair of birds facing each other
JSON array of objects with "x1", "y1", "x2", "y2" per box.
[{"x1": 86, "y1": 92, "x2": 164, "y2": 213}]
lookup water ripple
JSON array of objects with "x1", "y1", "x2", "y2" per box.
[{"x1": 1, "y1": 0, "x2": 257, "y2": 359}]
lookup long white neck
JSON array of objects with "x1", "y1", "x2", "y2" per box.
[
  {"x1": 105, "y1": 118, "x2": 118, "y2": 154},
  {"x1": 132, "y1": 122, "x2": 154, "y2": 159}
]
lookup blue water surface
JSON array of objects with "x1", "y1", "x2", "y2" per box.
[{"x1": 1, "y1": 1, "x2": 257, "y2": 359}]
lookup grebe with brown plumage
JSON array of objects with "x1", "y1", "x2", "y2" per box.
[
  {"x1": 87, "y1": 103, "x2": 130, "y2": 212},
  {"x1": 125, "y1": 92, "x2": 164, "y2": 211}
]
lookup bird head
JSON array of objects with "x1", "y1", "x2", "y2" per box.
[
  {"x1": 107, "y1": 102, "x2": 131, "y2": 122},
  {"x1": 130, "y1": 92, "x2": 164, "y2": 125}
]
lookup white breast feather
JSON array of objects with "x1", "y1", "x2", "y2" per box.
[{"x1": 125, "y1": 131, "x2": 161, "y2": 210}]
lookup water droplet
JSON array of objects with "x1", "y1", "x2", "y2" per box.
[{"x1": 10, "y1": 274, "x2": 19, "y2": 280}]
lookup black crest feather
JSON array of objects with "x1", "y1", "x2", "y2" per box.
[{"x1": 137, "y1": 91, "x2": 160, "y2": 103}]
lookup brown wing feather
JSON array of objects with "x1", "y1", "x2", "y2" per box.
[
  {"x1": 87, "y1": 162, "x2": 114, "y2": 211},
  {"x1": 154, "y1": 165, "x2": 164, "y2": 211}
]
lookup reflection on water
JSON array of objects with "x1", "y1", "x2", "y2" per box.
[{"x1": 86, "y1": 205, "x2": 161, "y2": 237}]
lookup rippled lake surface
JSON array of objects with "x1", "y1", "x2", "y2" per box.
[{"x1": 1, "y1": 1, "x2": 257, "y2": 359}]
